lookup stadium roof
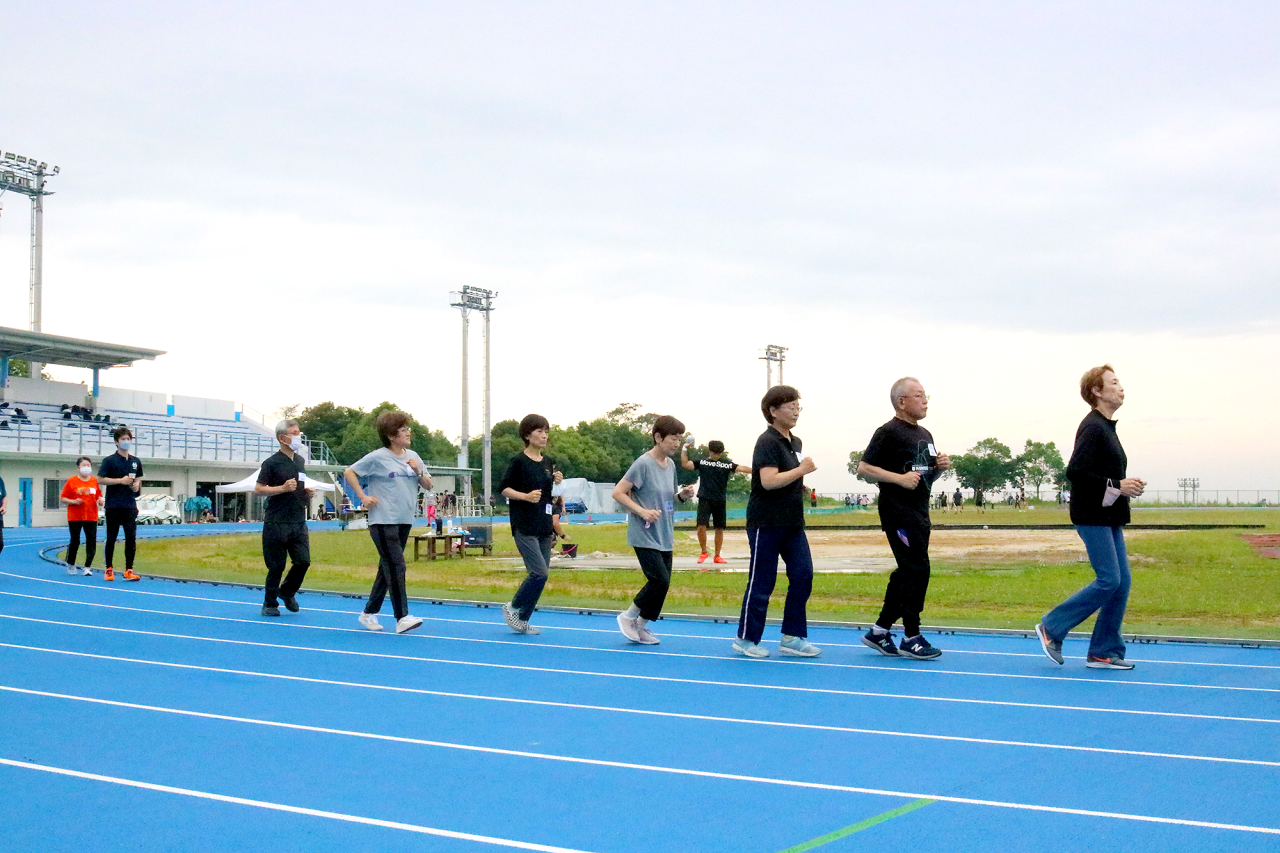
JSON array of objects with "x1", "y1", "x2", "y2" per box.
[{"x1": 0, "y1": 327, "x2": 166, "y2": 371}]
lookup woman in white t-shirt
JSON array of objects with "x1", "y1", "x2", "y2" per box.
[{"x1": 344, "y1": 410, "x2": 434, "y2": 635}]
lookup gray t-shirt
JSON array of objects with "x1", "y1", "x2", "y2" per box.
[
  {"x1": 350, "y1": 447, "x2": 424, "y2": 525},
  {"x1": 623, "y1": 451, "x2": 678, "y2": 551}
]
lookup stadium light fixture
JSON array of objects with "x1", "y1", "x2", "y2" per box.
[{"x1": 0, "y1": 147, "x2": 59, "y2": 376}]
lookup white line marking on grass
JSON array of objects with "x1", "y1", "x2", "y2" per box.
[
  {"x1": 4, "y1": 653, "x2": 1279, "y2": 768},
  {"x1": 3, "y1": 624, "x2": 1279, "y2": 727},
  {"x1": 5, "y1": 570, "x2": 1277, "y2": 671},
  {"x1": 3, "y1": 592, "x2": 1276, "y2": 695},
  {"x1": 1, "y1": 698, "x2": 1277, "y2": 838},
  {"x1": 0, "y1": 756, "x2": 596, "y2": 852}
]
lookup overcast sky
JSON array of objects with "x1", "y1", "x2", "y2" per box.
[{"x1": 2, "y1": 1, "x2": 1277, "y2": 491}]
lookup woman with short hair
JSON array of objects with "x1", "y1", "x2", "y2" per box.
[
  {"x1": 1036, "y1": 365, "x2": 1146, "y2": 670},
  {"x1": 345, "y1": 410, "x2": 432, "y2": 635},
  {"x1": 499, "y1": 414, "x2": 562, "y2": 635},
  {"x1": 60, "y1": 456, "x2": 101, "y2": 576}
]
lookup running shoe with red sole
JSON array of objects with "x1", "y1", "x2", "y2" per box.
[
  {"x1": 122, "y1": 569, "x2": 141, "y2": 582},
  {"x1": 104, "y1": 567, "x2": 115, "y2": 581}
]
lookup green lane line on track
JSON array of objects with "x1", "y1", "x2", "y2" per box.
[{"x1": 776, "y1": 799, "x2": 936, "y2": 853}]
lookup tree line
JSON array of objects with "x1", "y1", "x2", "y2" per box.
[
  {"x1": 848, "y1": 439, "x2": 1066, "y2": 501},
  {"x1": 295, "y1": 401, "x2": 745, "y2": 497}
]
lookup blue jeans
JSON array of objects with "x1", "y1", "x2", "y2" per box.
[
  {"x1": 1042, "y1": 525, "x2": 1130, "y2": 659},
  {"x1": 737, "y1": 526, "x2": 813, "y2": 644}
]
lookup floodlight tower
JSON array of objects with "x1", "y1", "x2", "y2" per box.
[
  {"x1": 760, "y1": 344, "x2": 788, "y2": 389},
  {"x1": 0, "y1": 150, "x2": 59, "y2": 377},
  {"x1": 450, "y1": 286, "x2": 497, "y2": 513},
  {"x1": 1177, "y1": 477, "x2": 1199, "y2": 505}
]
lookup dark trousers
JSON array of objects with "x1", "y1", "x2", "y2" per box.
[
  {"x1": 104, "y1": 508, "x2": 138, "y2": 570},
  {"x1": 68, "y1": 520, "x2": 98, "y2": 567},
  {"x1": 632, "y1": 547, "x2": 673, "y2": 622},
  {"x1": 365, "y1": 523, "x2": 412, "y2": 620},
  {"x1": 512, "y1": 531, "x2": 554, "y2": 620},
  {"x1": 876, "y1": 525, "x2": 932, "y2": 636},
  {"x1": 262, "y1": 522, "x2": 310, "y2": 607},
  {"x1": 738, "y1": 526, "x2": 814, "y2": 644}
]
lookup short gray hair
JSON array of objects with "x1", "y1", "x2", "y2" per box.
[
  {"x1": 274, "y1": 418, "x2": 300, "y2": 437},
  {"x1": 890, "y1": 376, "x2": 920, "y2": 409}
]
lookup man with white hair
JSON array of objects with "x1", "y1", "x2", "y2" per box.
[
  {"x1": 254, "y1": 419, "x2": 314, "y2": 617},
  {"x1": 856, "y1": 377, "x2": 951, "y2": 660}
]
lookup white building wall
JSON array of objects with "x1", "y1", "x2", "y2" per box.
[
  {"x1": 172, "y1": 395, "x2": 236, "y2": 420},
  {"x1": 4, "y1": 376, "x2": 91, "y2": 406},
  {"x1": 96, "y1": 387, "x2": 169, "y2": 415}
]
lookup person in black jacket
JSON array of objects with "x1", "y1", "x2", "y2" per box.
[{"x1": 1036, "y1": 365, "x2": 1146, "y2": 670}]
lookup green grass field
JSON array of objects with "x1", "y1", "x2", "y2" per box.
[{"x1": 116, "y1": 506, "x2": 1280, "y2": 640}]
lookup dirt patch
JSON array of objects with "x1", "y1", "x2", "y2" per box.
[
  {"x1": 686, "y1": 528, "x2": 1096, "y2": 562},
  {"x1": 1241, "y1": 534, "x2": 1280, "y2": 559}
]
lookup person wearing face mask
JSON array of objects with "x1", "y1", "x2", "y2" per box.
[
  {"x1": 97, "y1": 427, "x2": 143, "y2": 582},
  {"x1": 255, "y1": 419, "x2": 315, "y2": 617},
  {"x1": 60, "y1": 456, "x2": 102, "y2": 576}
]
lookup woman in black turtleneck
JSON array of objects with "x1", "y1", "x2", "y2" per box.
[{"x1": 1036, "y1": 365, "x2": 1146, "y2": 670}]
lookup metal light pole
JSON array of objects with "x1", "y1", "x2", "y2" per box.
[
  {"x1": 1177, "y1": 477, "x2": 1199, "y2": 506},
  {"x1": 1, "y1": 150, "x2": 59, "y2": 378},
  {"x1": 760, "y1": 344, "x2": 787, "y2": 389},
  {"x1": 450, "y1": 286, "x2": 496, "y2": 514}
]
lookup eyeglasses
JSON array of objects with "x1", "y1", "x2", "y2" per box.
[
  {"x1": 776, "y1": 402, "x2": 803, "y2": 412},
  {"x1": 901, "y1": 394, "x2": 930, "y2": 402}
]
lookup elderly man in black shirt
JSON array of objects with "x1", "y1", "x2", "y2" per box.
[
  {"x1": 254, "y1": 419, "x2": 315, "y2": 617},
  {"x1": 857, "y1": 376, "x2": 952, "y2": 660}
]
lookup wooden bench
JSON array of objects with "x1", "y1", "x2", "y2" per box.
[{"x1": 412, "y1": 532, "x2": 467, "y2": 561}]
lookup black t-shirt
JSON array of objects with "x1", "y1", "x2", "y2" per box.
[
  {"x1": 500, "y1": 452, "x2": 554, "y2": 536},
  {"x1": 258, "y1": 450, "x2": 308, "y2": 524},
  {"x1": 1067, "y1": 409, "x2": 1130, "y2": 527},
  {"x1": 693, "y1": 457, "x2": 736, "y2": 503},
  {"x1": 746, "y1": 427, "x2": 805, "y2": 528},
  {"x1": 98, "y1": 452, "x2": 144, "y2": 509},
  {"x1": 862, "y1": 417, "x2": 938, "y2": 530}
]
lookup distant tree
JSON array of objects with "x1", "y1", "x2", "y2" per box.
[
  {"x1": 323, "y1": 401, "x2": 456, "y2": 465},
  {"x1": 951, "y1": 438, "x2": 1016, "y2": 504},
  {"x1": 298, "y1": 402, "x2": 365, "y2": 455},
  {"x1": 8, "y1": 359, "x2": 53, "y2": 380},
  {"x1": 1015, "y1": 439, "x2": 1065, "y2": 499},
  {"x1": 847, "y1": 450, "x2": 873, "y2": 483}
]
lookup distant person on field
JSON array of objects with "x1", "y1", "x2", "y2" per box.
[
  {"x1": 681, "y1": 438, "x2": 750, "y2": 568},
  {"x1": 856, "y1": 377, "x2": 952, "y2": 660},
  {"x1": 255, "y1": 419, "x2": 314, "y2": 616},
  {"x1": 733, "y1": 385, "x2": 821, "y2": 659},
  {"x1": 1036, "y1": 365, "x2": 1145, "y2": 671},
  {"x1": 61, "y1": 456, "x2": 102, "y2": 576},
  {"x1": 613, "y1": 415, "x2": 696, "y2": 645},
  {"x1": 98, "y1": 427, "x2": 143, "y2": 582},
  {"x1": 0, "y1": 474, "x2": 7, "y2": 558},
  {"x1": 346, "y1": 411, "x2": 431, "y2": 635},
  {"x1": 498, "y1": 414, "x2": 562, "y2": 635},
  {"x1": 953, "y1": 487, "x2": 963, "y2": 513},
  {"x1": 975, "y1": 491, "x2": 985, "y2": 514}
]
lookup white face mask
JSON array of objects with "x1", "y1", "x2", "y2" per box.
[
  {"x1": 288, "y1": 435, "x2": 303, "y2": 452},
  {"x1": 79, "y1": 466, "x2": 92, "y2": 476}
]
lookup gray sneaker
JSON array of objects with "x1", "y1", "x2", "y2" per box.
[
  {"x1": 779, "y1": 635, "x2": 821, "y2": 657},
  {"x1": 261, "y1": 606, "x2": 280, "y2": 617},
  {"x1": 1086, "y1": 654, "x2": 1135, "y2": 670},
  {"x1": 635, "y1": 623, "x2": 660, "y2": 645},
  {"x1": 1035, "y1": 623, "x2": 1064, "y2": 665},
  {"x1": 617, "y1": 611, "x2": 642, "y2": 642},
  {"x1": 732, "y1": 637, "x2": 769, "y2": 658}
]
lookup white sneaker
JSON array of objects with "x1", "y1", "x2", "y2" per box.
[
  {"x1": 82, "y1": 567, "x2": 93, "y2": 576},
  {"x1": 358, "y1": 612, "x2": 383, "y2": 632},
  {"x1": 617, "y1": 611, "x2": 642, "y2": 642},
  {"x1": 635, "y1": 623, "x2": 660, "y2": 645},
  {"x1": 66, "y1": 566, "x2": 79, "y2": 575},
  {"x1": 396, "y1": 615, "x2": 424, "y2": 634}
]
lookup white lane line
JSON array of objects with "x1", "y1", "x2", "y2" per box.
[
  {"x1": 2, "y1": 625, "x2": 1277, "y2": 726},
  {"x1": 0, "y1": 756, "x2": 595, "y2": 852},
  {"x1": 6, "y1": 570, "x2": 1277, "y2": 671},
  {"x1": 3, "y1": 593, "x2": 1275, "y2": 696},
  {"x1": 5, "y1": 651, "x2": 1278, "y2": 767},
  {"x1": 1, "y1": 693, "x2": 1277, "y2": 837}
]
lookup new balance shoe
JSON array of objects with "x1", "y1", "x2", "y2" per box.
[
  {"x1": 1086, "y1": 655, "x2": 1135, "y2": 670},
  {"x1": 358, "y1": 612, "x2": 383, "y2": 632},
  {"x1": 1035, "y1": 623, "x2": 1064, "y2": 665},
  {"x1": 861, "y1": 629, "x2": 899, "y2": 656},
  {"x1": 122, "y1": 569, "x2": 141, "y2": 582},
  {"x1": 396, "y1": 615, "x2": 424, "y2": 634},
  {"x1": 104, "y1": 567, "x2": 115, "y2": 582},
  {"x1": 261, "y1": 605, "x2": 280, "y2": 617},
  {"x1": 635, "y1": 623, "x2": 660, "y2": 645},
  {"x1": 732, "y1": 638, "x2": 769, "y2": 658},
  {"x1": 280, "y1": 593, "x2": 300, "y2": 612},
  {"x1": 899, "y1": 635, "x2": 942, "y2": 660},
  {"x1": 617, "y1": 611, "x2": 642, "y2": 642},
  {"x1": 713, "y1": 555, "x2": 728, "y2": 565},
  {"x1": 779, "y1": 635, "x2": 821, "y2": 657}
]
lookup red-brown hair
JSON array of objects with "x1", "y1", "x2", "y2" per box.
[{"x1": 1079, "y1": 364, "x2": 1115, "y2": 407}]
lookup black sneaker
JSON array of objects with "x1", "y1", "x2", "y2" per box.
[
  {"x1": 261, "y1": 605, "x2": 280, "y2": 617},
  {"x1": 1035, "y1": 623, "x2": 1064, "y2": 665},
  {"x1": 899, "y1": 635, "x2": 942, "y2": 660},
  {"x1": 862, "y1": 629, "x2": 899, "y2": 656},
  {"x1": 280, "y1": 593, "x2": 299, "y2": 613}
]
